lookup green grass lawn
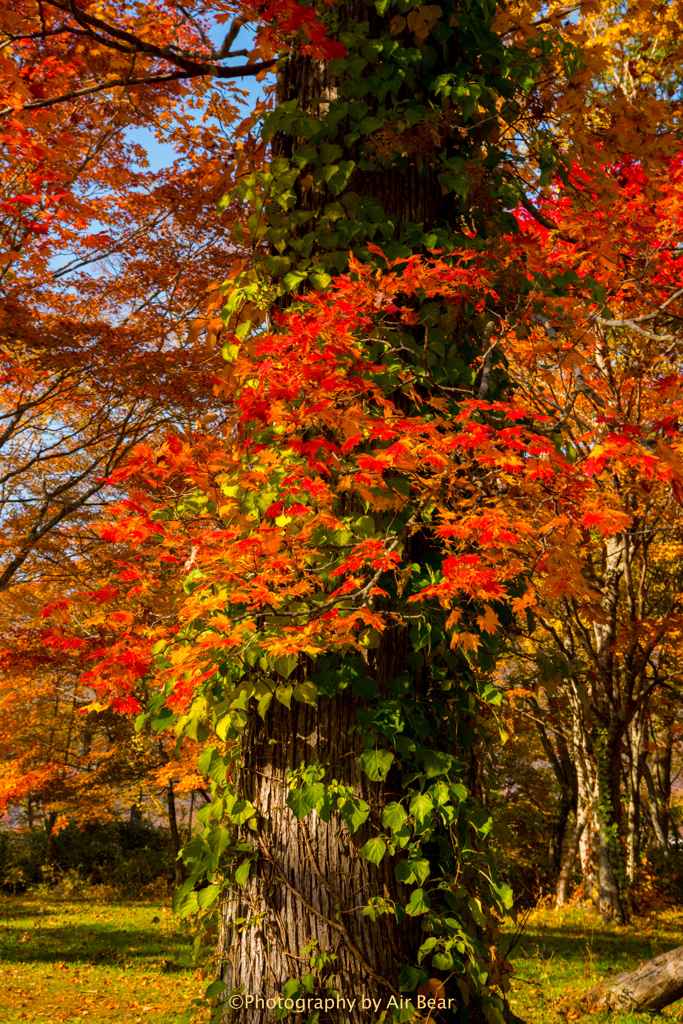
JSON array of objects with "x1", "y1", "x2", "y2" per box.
[
  {"x1": 503, "y1": 905, "x2": 683, "y2": 1023},
  {"x1": 0, "y1": 893, "x2": 201, "y2": 1023},
  {"x1": 4, "y1": 890, "x2": 683, "y2": 1024}
]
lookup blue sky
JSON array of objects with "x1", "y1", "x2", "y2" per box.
[{"x1": 126, "y1": 24, "x2": 266, "y2": 172}]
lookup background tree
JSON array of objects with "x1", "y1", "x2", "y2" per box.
[
  {"x1": 486, "y1": 143, "x2": 683, "y2": 922},
  {"x1": 0, "y1": 0, "x2": 331, "y2": 591},
  {"x1": 0, "y1": 578, "x2": 206, "y2": 878}
]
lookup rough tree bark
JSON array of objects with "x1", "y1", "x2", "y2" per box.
[
  {"x1": 532, "y1": 718, "x2": 578, "y2": 887},
  {"x1": 217, "y1": 683, "x2": 418, "y2": 1021},
  {"x1": 548, "y1": 791, "x2": 571, "y2": 876},
  {"x1": 546, "y1": 534, "x2": 657, "y2": 923},
  {"x1": 590, "y1": 536, "x2": 630, "y2": 924},
  {"x1": 582, "y1": 945, "x2": 683, "y2": 1013},
  {"x1": 570, "y1": 686, "x2": 601, "y2": 910}
]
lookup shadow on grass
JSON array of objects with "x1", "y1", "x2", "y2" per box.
[
  {"x1": 0, "y1": 898, "x2": 190, "y2": 968},
  {"x1": 502, "y1": 909, "x2": 683, "y2": 1003},
  {"x1": 508, "y1": 927, "x2": 680, "y2": 965}
]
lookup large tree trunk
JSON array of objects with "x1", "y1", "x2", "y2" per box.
[
  {"x1": 596, "y1": 819, "x2": 626, "y2": 924},
  {"x1": 532, "y1": 718, "x2": 577, "y2": 886},
  {"x1": 548, "y1": 790, "x2": 571, "y2": 877},
  {"x1": 643, "y1": 761, "x2": 668, "y2": 850},
  {"x1": 590, "y1": 537, "x2": 630, "y2": 924},
  {"x1": 568, "y1": 691, "x2": 600, "y2": 909},
  {"x1": 582, "y1": 945, "x2": 683, "y2": 1013},
  {"x1": 217, "y1": 689, "x2": 416, "y2": 1022},
  {"x1": 268, "y1": 0, "x2": 502, "y2": 297},
  {"x1": 272, "y1": 27, "x2": 465, "y2": 254}
]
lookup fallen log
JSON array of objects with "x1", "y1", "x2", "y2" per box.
[{"x1": 582, "y1": 944, "x2": 683, "y2": 1013}]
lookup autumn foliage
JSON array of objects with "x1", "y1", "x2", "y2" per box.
[
  {"x1": 5, "y1": 0, "x2": 683, "y2": 1017},
  {"x1": 27, "y1": 138, "x2": 683, "y2": 944},
  {"x1": 47, "y1": 149, "x2": 683, "y2": 709}
]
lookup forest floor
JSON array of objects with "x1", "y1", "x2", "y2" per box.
[
  {"x1": 3, "y1": 892, "x2": 683, "y2": 1023},
  {"x1": 503, "y1": 904, "x2": 683, "y2": 1023},
  {"x1": 0, "y1": 891, "x2": 201, "y2": 1023}
]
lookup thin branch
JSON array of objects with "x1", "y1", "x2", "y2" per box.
[{"x1": 0, "y1": 60, "x2": 276, "y2": 118}]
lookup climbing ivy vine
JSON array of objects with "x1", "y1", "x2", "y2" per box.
[{"x1": 224, "y1": 0, "x2": 581, "y2": 299}]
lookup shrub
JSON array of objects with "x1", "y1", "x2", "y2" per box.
[
  {"x1": 631, "y1": 849, "x2": 683, "y2": 912},
  {"x1": 0, "y1": 819, "x2": 178, "y2": 895}
]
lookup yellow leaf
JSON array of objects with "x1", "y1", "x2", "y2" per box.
[
  {"x1": 451, "y1": 631, "x2": 481, "y2": 652},
  {"x1": 511, "y1": 589, "x2": 536, "y2": 613},
  {"x1": 293, "y1": 680, "x2": 317, "y2": 705},
  {"x1": 476, "y1": 605, "x2": 500, "y2": 634},
  {"x1": 260, "y1": 530, "x2": 281, "y2": 555}
]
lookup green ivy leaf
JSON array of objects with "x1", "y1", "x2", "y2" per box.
[
  {"x1": 449, "y1": 782, "x2": 468, "y2": 803},
  {"x1": 409, "y1": 858, "x2": 430, "y2": 885},
  {"x1": 214, "y1": 714, "x2": 233, "y2": 742},
  {"x1": 197, "y1": 884, "x2": 221, "y2": 910},
  {"x1": 417, "y1": 936, "x2": 438, "y2": 964},
  {"x1": 150, "y1": 706, "x2": 175, "y2": 734},
  {"x1": 206, "y1": 825, "x2": 231, "y2": 860},
  {"x1": 351, "y1": 673, "x2": 378, "y2": 698},
  {"x1": 225, "y1": 799, "x2": 257, "y2": 826},
  {"x1": 263, "y1": 254, "x2": 291, "y2": 277},
  {"x1": 283, "y1": 269, "x2": 309, "y2": 292},
  {"x1": 395, "y1": 859, "x2": 415, "y2": 884},
  {"x1": 234, "y1": 860, "x2": 251, "y2": 886},
  {"x1": 177, "y1": 891, "x2": 199, "y2": 919},
  {"x1": 405, "y1": 888, "x2": 431, "y2": 916},
  {"x1": 359, "y1": 628, "x2": 381, "y2": 649},
  {"x1": 432, "y1": 952, "x2": 454, "y2": 970},
  {"x1": 361, "y1": 748, "x2": 394, "y2": 781},
  {"x1": 409, "y1": 791, "x2": 434, "y2": 828},
  {"x1": 293, "y1": 680, "x2": 317, "y2": 705},
  {"x1": 359, "y1": 836, "x2": 387, "y2": 865},
  {"x1": 275, "y1": 654, "x2": 298, "y2": 678},
  {"x1": 492, "y1": 881, "x2": 514, "y2": 909},
  {"x1": 257, "y1": 691, "x2": 273, "y2": 719},
  {"x1": 398, "y1": 965, "x2": 424, "y2": 993},
  {"x1": 275, "y1": 685, "x2": 293, "y2": 710},
  {"x1": 205, "y1": 980, "x2": 229, "y2": 998},
  {"x1": 286, "y1": 782, "x2": 324, "y2": 820},
  {"x1": 381, "y1": 802, "x2": 407, "y2": 831},
  {"x1": 422, "y1": 749, "x2": 452, "y2": 776},
  {"x1": 339, "y1": 796, "x2": 370, "y2": 833},
  {"x1": 354, "y1": 514, "x2": 376, "y2": 537},
  {"x1": 468, "y1": 896, "x2": 488, "y2": 927}
]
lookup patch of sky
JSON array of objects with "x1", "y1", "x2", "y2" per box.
[
  {"x1": 50, "y1": 22, "x2": 267, "y2": 277},
  {"x1": 126, "y1": 22, "x2": 266, "y2": 173}
]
